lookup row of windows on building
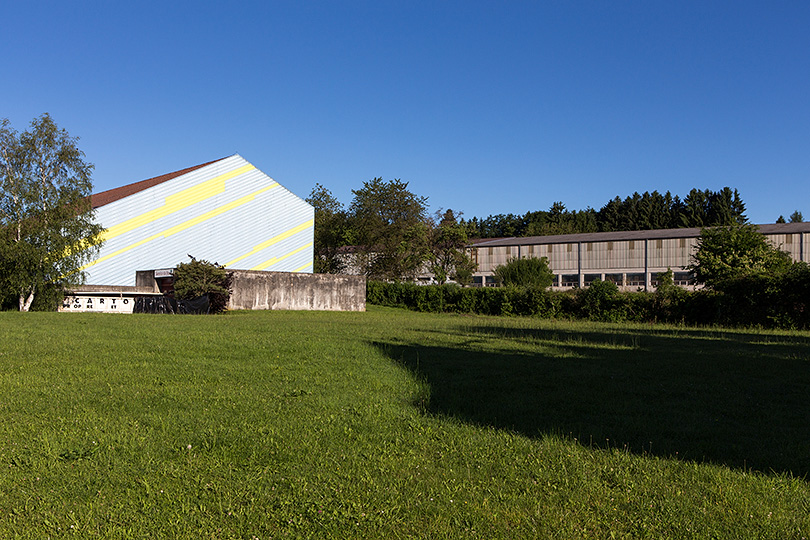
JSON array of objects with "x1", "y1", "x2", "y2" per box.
[
  {"x1": 472, "y1": 237, "x2": 693, "y2": 259},
  {"x1": 471, "y1": 271, "x2": 693, "y2": 288}
]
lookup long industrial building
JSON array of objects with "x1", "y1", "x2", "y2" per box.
[
  {"x1": 83, "y1": 154, "x2": 314, "y2": 286},
  {"x1": 469, "y1": 222, "x2": 810, "y2": 290}
]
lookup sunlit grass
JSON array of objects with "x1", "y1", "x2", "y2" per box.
[{"x1": 0, "y1": 307, "x2": 808, "y2": 538}]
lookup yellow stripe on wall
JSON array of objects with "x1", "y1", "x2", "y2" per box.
[
  {"x1": 224, "y1": 219, "x2": 314, "y2": 267},
  {"x1": 251, "y1": 242, "x2": 314, "y2": 271},
  {"x1": 293, "y1": 261, "x2": 313, "y2": 272},
  {"x1": 79, "y1": 182, "x2": 278, "y2": 272},
  {"x1": 98, "y1": 163, "x2": 256, "y2": 243}
]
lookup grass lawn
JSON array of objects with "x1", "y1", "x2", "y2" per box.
[{"x1": 0, "y1": 306, "x2": 808, "y2": 538}]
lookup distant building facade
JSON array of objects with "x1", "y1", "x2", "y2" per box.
[{"x1": 468, "y1": 223, "x2": 810, "y2": 290}]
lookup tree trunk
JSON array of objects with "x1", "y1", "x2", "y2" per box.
[{"x1": 19, "y1": 289, "x2": 35, "y2": 312}]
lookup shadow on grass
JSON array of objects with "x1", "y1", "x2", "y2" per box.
[{"x1": 373, "y1": 325, "x2": 810, "y2": 478}]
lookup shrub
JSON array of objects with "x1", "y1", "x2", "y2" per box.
[
  {"x1": 777, "y1": 262, "x2": 810, "y2": 329},
  {"x1": 364, "y1": 276, "x2": 810, "y2": 330},
  {"x1": 493, "y1": 257, "x2": 554, "y2": 288},
  {"x1": 653, "y1": 269, "x2": 688, "y2": 323},
  {"x1": 173, "y1": 257, "x2": 232, "y2": 314},
  {"x1": 445, "y1": 285, "x2": 477, "y2": 313},
  {"x1": 578, "y1": 279, "x2": 625, "y2": 322}
]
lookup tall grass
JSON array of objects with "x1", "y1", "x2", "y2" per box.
[{"x1": 0, "y1": 308, "x2": 808, "y2": 538}]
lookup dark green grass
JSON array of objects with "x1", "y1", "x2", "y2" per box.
[
  {"x1": 0, "y1": 307, "x2": 808, "y2": 538},
  {"x1": 379, "y1": 322, "x2": 810, "y2": 477}
]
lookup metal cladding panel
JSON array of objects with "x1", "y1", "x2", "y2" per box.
[
  {"x1": 84, "y1": 154, "x2": 314, "y2": 286},
  {"x1": 548, "y1": 243, "x2": 578, "y2": 271},
  {"x1": 765, "y1": 233, "x2": 802, "y2": 260}
]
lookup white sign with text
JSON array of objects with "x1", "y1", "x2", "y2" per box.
[{"x1": 60, "y1": 295, "x2": 135, "y2": 313}]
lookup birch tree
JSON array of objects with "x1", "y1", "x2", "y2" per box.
[{"x1": 0, "y1": 114, "x2": 103, "y2": 311}]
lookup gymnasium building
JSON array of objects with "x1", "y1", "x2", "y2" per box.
[{"x1": 83, "y1": 154, "x2": 314, "y2": 286}]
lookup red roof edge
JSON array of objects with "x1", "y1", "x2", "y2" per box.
[{"x1": 90, "y1": 158, "x2": 226, "y2": 209}]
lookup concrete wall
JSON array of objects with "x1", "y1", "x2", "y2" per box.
[
  {"x1": 73, "y1": 283, "x2": 157, "y2": 294},
  {"x1": 228, "y1": 270, "x2": 366, "y2": 311},
  {"x1": 135, "y1": 271, "x2": 161, "y2": 292}
]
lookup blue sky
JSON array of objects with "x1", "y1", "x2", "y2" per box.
[{"x1": 3, "y1": 1, "x2": 809, "y2": 224}]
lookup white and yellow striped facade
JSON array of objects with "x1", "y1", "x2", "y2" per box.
[{"x1": 84, "y1": 154, "x2": 313, "y2": 286}]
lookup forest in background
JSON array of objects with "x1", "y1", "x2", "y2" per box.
[{"x1": 462, "y1": 187, "x2": 755, "y2": 239}]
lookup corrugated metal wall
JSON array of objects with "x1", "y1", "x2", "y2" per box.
[
  {"x1": 83, "y1": 154, "x2": 314, "y2": 286},
  {"x1": 471, "y1": 225, "x2": 810, "y2": 289},
  {"x1": 765, "y1": 233, "x2": 802, "y2": 261}
]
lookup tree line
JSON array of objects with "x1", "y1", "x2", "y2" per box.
[
  {"x1": 309, "y1": 176, "x2": 807, "y2": 283},
  {"x1": 462, "y1": 187, "x2": 752, "y2": 239}
]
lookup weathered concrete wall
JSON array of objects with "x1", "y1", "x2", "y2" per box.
[
  {"x1": 135, "y1": 271, "x2": 161, "y2": 293},
  {"x1": 72, "y1": 284, "x2": 157, "y2": 294},
  {"x1": 228, "y1": 270, "x2": 366, "y2": 312}
]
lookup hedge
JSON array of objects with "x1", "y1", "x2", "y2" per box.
[{"x1": 367, "y1": 266, "x2": 810, "y2": 330}]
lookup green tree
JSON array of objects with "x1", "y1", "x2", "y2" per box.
[
  {"x1": 428, "y1": 209, "x2": 477, "y2": 285},
  {"x1": 688, "y1": 224, "x2": 792, "y2": 288},
  {"x1": 789, "y1": 210, "x2": 804, "y2": 223},
  {"x1": 349, "y1": 177, "x2": 429, "y2": 280},
  {"x1": 653, "y1": 268, "x2": 687, "y2": 320},
  {"x1": 306, "y1": 183, "x2": 353, "y2": 274},
  {"x1": 0, "y1": 114, "x2": 103, "y2": 311},
  {"x1": 493, "y1": 256, "x2": 554, "y2": 288},
  {"x1": 578, "y1": 279, "x2": 622, "y2": 321},
  {"x1": 707, "y1": 187, "x2": 747, "y2": 226},
  {"x1": 679, "y1": 187, "x2": 747, "y2": 228},
  {"x1": 173, "y1": 256, "x2": 232, "y2": 314}
]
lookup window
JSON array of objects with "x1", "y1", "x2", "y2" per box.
[
  {"x1": 607, "y1": 242, "x2": 613, "y2": 251},
  {"x1": 547, "y1": 244, "x2": 553, "y2": 253},
  {"x1": 626, "y1": 273, "x2": 645, "y2": 286},
  {"x1": 528, "y1": 245, "x2": 534, "y2": 255},
  {"x1": 566, "y1": 244, "x2": 573, "y2": 252},
  {"x1": 656, "y1": 239, "x2": 663, "y2": 249},
  {"x1": 587, "y1": 243, "x2": 593, "y2": 252},
  {"x1": 785, "y1": 234, "x2": 793, "y2": 245},
  {"x1": 561, "y1": 274, "x2": 579, "y2": 287},
  {"x1": 674, "y1": 272, "x2": 693, "y2": 286},
  {"x1": 629, "y1": 240, "x2": 635, "y2": 250},
  {"x1": 584, "y1": 274, "x2": 600, "y2": 286},
  {"x1": 679, "y1": 238, "x2": 686, "y2": 248}
]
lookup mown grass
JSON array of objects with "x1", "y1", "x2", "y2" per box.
[{"x1": 0, "y1": 307, "x2": 808, "y2": 538}]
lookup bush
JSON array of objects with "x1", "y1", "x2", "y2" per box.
[
  {"x1": 493, "y1": 257, "x2": 554, "y2": 288},
  {"x1": 652, "y1": 269, "x2": 688, "y2": 323},
  {"x1": 365, "y1": 274, "x2": 810, "y2": 330},
  {"x1": 777, "y1": 262, "x2": 810, "y2": 329},
  {"x1": 173, "y1": 257, "x2": 232, "y2": 314},
  {"x1": 578, "y1": 279, "x2": 625, "y2": 322},
  {"x1": 445, "y1": 285, "x2": 477, "y2": 313}
]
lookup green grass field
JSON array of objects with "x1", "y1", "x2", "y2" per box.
[{"x1": 1, "y1": 307, "x2": 808, "y2": 538}]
